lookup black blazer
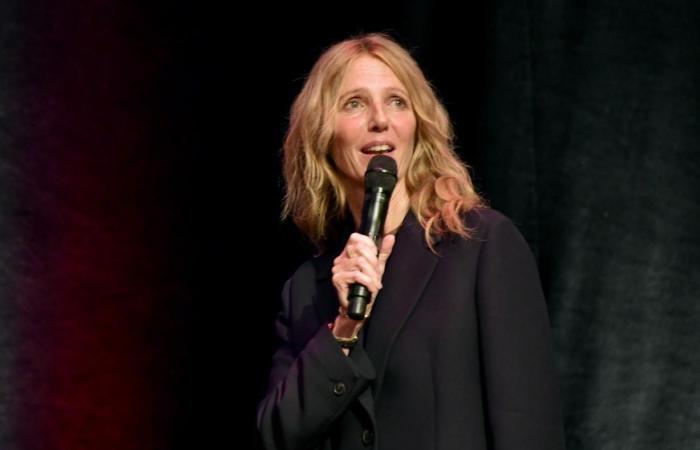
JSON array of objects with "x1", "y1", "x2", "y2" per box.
[{"x1": 258, "y1": 208, "x2": 565, "y2": 450}]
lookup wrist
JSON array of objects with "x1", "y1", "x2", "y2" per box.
[{"x1": 328, "y1": 315, "x2": 364, "y2": 348}]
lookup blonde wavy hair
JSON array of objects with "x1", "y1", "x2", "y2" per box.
[{"x1": 282, "y1": 33, "x2": 483, "y2": 251}]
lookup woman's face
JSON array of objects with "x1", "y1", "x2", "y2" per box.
[{"x1": 330, "y1": 55, "x2": 416, "y2": 191}]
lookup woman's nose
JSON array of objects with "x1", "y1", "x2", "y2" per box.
[{"x1": 368, "y1": 104, "x2": 388, "y2": 132}]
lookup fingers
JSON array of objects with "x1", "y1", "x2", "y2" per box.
[
  {"x1": 345, "y1": 233, "x2": 379, "y2": 264},
  {"x1": 341, "y1": 257, "x2": 376, "y2": 284},
  {"x1": 333, "y1": 234, "x2": 378, "y2": 273},
  {"x1": 332, "y1": 265, "x2": 382, "y2": 316},
  {"x1": 334, "y1": 235, "x2": 396, "y2": 300},
  {"x1": 332, "y1": 268, "x2": 381, "y2": 296},
  {"x1": 332, "y1": 233, "x2": 389, "y2": 307}
]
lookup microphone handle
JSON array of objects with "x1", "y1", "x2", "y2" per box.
[{"x1": 347, "y1": 188, "x2": 390, "y2": 320}]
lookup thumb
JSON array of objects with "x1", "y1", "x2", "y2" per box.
[{"x1": 377, "y1": 234, "x2": 396, "y2": 267}]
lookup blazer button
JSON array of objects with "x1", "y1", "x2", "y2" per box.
[
  {"x1": 332, "y1": 381, "x2": 346, "y2": 396},
  {"x1": 361, "y1": 429, "x2": 374, "y2": 446}
]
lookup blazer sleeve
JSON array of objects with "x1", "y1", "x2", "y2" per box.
[
  {"x1": 476, "y1": 216, "x2": 566, "y2": 450},
  {"x1": 257, "y1": 272, "x2": 376, "y2": 450}
]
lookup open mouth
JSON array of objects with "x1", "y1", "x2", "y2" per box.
[{"x1": 360, "y1": 144, "x2": 395, "y2": 155}]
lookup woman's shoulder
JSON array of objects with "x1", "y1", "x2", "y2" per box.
[
  {"x1": 466, "y1": 206, "x2": 510, "y2": 224},
  {"x1": 464, "y1": 206, "x2": 519, "y2": 237},
  {"x1": 462, "y1": 207, "x2": 536, "y2": 259}
]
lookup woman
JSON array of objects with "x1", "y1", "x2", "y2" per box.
[{"x1": 258, "y1": 33, "x2": 565, "y2": 450}]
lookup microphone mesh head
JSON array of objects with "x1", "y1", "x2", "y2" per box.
[{"x1": 365, "y1": 155, "x2": 398, "y2": 191}]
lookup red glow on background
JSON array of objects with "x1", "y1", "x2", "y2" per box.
[{"x1": 16, "y1": 2, "x2": 176, "y2": 449}]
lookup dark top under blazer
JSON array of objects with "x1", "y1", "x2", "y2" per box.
[{"x1": 258, "y1": 208, "x2": 565, "y2": 450}]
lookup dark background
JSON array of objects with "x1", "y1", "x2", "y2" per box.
[{"x1": 0, "y1": 1, "x2": 698, "y2": 449}]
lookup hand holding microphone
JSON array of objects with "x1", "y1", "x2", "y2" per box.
[
  {"x1": 333, "y1": 233, "x2": 395, "y2": 318},
  {"x1": 336, "y1": 155, "x2": 397, "y2": 320}
]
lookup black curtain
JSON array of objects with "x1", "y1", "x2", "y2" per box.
[{"x1": 480, "y1": 2, "x2": 700, "y2": 448}]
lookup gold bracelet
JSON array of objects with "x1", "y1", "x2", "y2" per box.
[
  {"x1": 327, "y1": 322, "x2": 361, "y2": 348},
  {"x1": 335, "y1": 335, "x2": 359, "y2": 348}
]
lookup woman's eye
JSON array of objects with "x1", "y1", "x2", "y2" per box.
[
  {"x1": 344, "y1": 98, "x2": 363, "y2": 109},
  {"x1": 390, "y1": 96, "x2": 407, "y2": 108}
]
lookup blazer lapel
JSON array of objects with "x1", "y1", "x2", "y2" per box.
[{"x1": 363, "y1": 211, "x2": 440, "y2": 399}]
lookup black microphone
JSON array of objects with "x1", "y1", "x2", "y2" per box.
[{"x1": 347, "y1": 155, "x2": 397, "y2": 320}]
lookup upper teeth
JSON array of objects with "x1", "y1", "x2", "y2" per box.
[{"x1": 365, "y1": 144, "x2": 392, "y2": 153}]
